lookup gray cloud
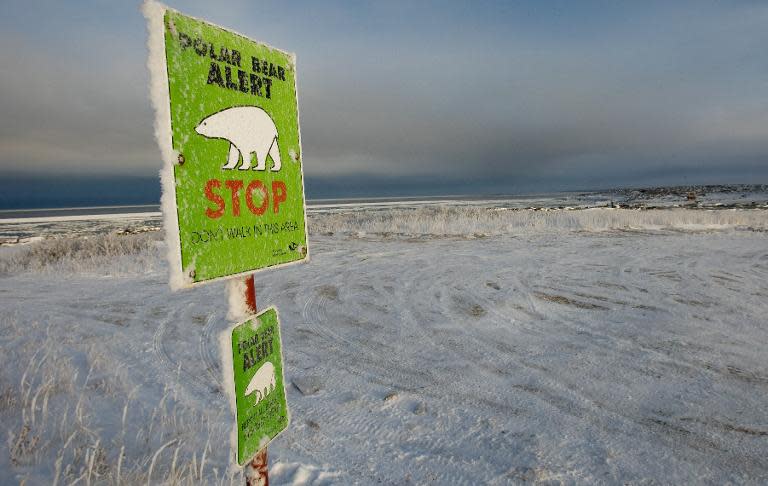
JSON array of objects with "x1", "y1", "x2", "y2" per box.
[
  {"x1": 299, "y1": 4, "x2": 768, "y2": 183},
  {"x1": 1, "y1": 1, "x2": 766, "y2": 193},
  {"x1": 0, "y1": 33, "x2": 156, "y2": 175}
]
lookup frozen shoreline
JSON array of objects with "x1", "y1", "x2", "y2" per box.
[
  {"x1": 2, "y1": 204, "x2": 767, "y2": 251},
  {"x1": 2, "y1": 183, "x2": 766, "y2": 222}
]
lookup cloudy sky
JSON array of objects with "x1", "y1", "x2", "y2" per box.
[{"x1": 1, "y1": 0, "x2": 767, "y2": 204}]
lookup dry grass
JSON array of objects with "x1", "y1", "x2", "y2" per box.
[{"x1": 0, "y1": 315, "x2": 238, "y2": 485}]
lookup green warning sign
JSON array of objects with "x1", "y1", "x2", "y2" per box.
[
  {"x1": 158, "y1": 8, "x2": 308, "y2": 286},
  {"x1": 228, "y1": 307, "x2": 289, "y2": 465}
]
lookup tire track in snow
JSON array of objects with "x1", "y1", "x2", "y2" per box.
[
  {"x1": 282, "y1": 244, "x2": 531, "y2": 483},
  {"x1": 392, "y1": 241, "x2": 726, "y2": 458},
  {"x1": 512, "y1": 239, "x2": 768, "y2": 465},
  {"x1": 153, "y1": 314, "x2": 223, "y2": 399},
  {"x1": 289, "y1": 393, "x2": 500, "y2": 486},
  {"x1": 299, "y1": 288, "x2": 434, "y2": 392},
  {"x1": 398, "y1": 254, "x2": 558, "y2": 410},
  {"x1": 199, "y1": 312, "x2": 223, "y2": 393}
]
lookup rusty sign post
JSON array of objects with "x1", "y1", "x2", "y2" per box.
[
  {"x1": 226, "y1": 290, "x2": 289, "y2": 480},
  {"x1": 242, "y1": 275, "x2": 268, "y2": 486}
]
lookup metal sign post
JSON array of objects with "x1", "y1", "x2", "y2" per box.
[
  {"x1": 246, "y1": 448, "x2": 269, "y2": 486},
  {"x1": 242, "y1": 275, "x2": 268, "y2": 486}
]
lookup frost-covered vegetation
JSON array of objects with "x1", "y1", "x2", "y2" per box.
[
  {"x1": 2, "y1": 207, "x2": 766, "y2": 275},
  {"x1": 0, "y1": 313, "x2": 232, "y2": 485},
  {"x1": 3, "y1": 207, "x2": 765, "y2": 276},
  {"x1": 308, "y1": 206, "x2": 768, "y2": 237},
  {"x1": 0, "y1": 232, "x2": 162, "y2": 276}
]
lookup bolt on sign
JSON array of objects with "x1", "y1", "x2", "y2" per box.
[
  {"x1": 145, "y1": 3, "x2": 308, "y2": 288},
  {"x1": 220, "y1": 307, "x2": 289, "y2": 466}
]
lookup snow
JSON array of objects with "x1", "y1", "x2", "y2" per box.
[
  {"x1": 142, "y1": 0, "x2": 186, "y2": 290},
  {"x1": 0, "y1": 212, "x2": 162, "y2": 225},
  {"x1": 218, "y1": 306, "x2": 240, "y2": 475},
  {"x1": 1, "y1": 203, "x2": 767, "y2": 484}
]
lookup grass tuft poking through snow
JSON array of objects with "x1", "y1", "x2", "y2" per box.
[
  {"x1": 0, "y1": 232, "x2": 162, "y2": 276},
  {"x1": 0, "y1": 314, "x2": 239, "y2": 485}
]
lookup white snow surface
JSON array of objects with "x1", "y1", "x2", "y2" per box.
[
  {"x1": 143, "y1": 0, "x2": 186, "y2": 290},
  {"x1": 1, "y1": 204, "x2": 767, "y2": 484}
]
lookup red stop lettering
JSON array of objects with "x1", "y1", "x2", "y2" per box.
[
  {"x1": 204, "y1": 179, "x2": 225, "y2": 219},
  {"x1": 225, "y1": 180, "x2": 244, "y2": 216},
  {"x1": 204, "y1": 178, "x2": 288, "y2": 217},
  {"x1": 272, "y1": 181, "x2": 287, "y2": 214},
  {"x1": 246, "y1": 180, "x2": 269, "y2": 215}
]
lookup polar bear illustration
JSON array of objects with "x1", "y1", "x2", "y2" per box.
[
  {"x1": 245, "y1": 361, "x2": 276, "y2": 404},
  {"x1": 195, "y1": 106, "x2": 281, "y2": 171}
]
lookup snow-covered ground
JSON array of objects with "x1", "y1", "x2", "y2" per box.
[{"x1": 1, "y1": 203, "x2": 767, "y2": 484}]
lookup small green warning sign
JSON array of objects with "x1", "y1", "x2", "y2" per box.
[
  {"x1": 152, "y1": 7, "x2": 308, "y2": 287},
  {"x1": 228, "y1": 307, "x2": 289, "y2": 466}
]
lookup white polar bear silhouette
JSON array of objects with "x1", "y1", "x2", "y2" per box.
[
  {"x1": 245, "y1": 361, "x2": 276, "y2": 404},
  {"x1": 195, "y1": 106, "x2": 281, "y2": 171}
]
